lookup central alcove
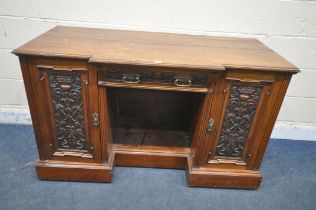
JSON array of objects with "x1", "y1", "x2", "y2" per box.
[{"x1": 106, "y1": 87, "x2": 205, "y2": 148}]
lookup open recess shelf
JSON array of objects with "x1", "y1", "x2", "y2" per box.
[{"x1": 105, "y1": 87, "x2": 206, "y2": 152}]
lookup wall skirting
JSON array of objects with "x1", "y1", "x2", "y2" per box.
[
  {"x1": 0, "y1": 107, "x2": 315, "y2": 141},
  {"x1": 271, "y1": 123, "x2": 316, "y2": 141},
  {"x1": 0, "y1": 107, "x2": 32, "y2": 125}
]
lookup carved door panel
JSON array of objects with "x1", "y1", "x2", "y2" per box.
[
  {"x1": 203, "y1": 76, "x2": 273, "y2": 168},
  {"x1": 37, "y1": 65, "x2": 97, "y2": 162}
]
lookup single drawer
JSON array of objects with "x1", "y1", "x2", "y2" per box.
[{"x1": 98, "y1": 65, "x2": 209, "y2": 88}]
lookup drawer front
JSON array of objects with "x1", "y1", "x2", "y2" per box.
[{"x1": 98, "y1": 65, "x2": 209, "y2": 88}]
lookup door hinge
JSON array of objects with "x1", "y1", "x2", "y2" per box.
[
  {"x1": 207, "y1": 152, "x2": 212, "y2": 161},
  {"x1": 92, "y1": 112, "x2": 99, "y2": 127}
]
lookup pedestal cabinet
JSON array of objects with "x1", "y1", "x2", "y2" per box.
[{"x1": 14, "y1": 26, "x2": 299, "y2": 189}]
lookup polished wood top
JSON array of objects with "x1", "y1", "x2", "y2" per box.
[{"x1": 13, "y1": 26, "x2": 299, "y2": 73}]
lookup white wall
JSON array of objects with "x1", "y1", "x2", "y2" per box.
[{"x1": 0, "y1": 0, "x2": 316, "y2": 140}]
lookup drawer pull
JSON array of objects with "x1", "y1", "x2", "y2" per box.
[
  {"x1": 122, "y1": 73, "x2": 141, "y2": 84},
  {"x1": 174, "y1": 77, "x2": 192, "y2": 87}
]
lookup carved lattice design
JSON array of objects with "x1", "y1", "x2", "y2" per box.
[
  {"x1": 48, "y1": 73, "x2": 88, "y2": 150},
  {"x1": 215, "y1": 84, "x2": 262, "y2": 157}
]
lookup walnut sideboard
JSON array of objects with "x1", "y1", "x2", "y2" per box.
[{"x1": 13, "y1": 26, "x2": 299, "y2": 189}]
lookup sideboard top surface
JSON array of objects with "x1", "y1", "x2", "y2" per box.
[{"x1": 13, "y1": 26, "x2": 299, "y2": 73}]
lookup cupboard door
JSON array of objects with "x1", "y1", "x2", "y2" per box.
[
  {"x1": 37, "y1": 65, "x2": 97, "y2": 162},
  {"x1": 204, "y1": 76, "x2": 273, "y2": 168}
]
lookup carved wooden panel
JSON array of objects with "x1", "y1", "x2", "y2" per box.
[
  {"x1": 48, "y1": 73, "x2": 88, "y2": 150},
  {"x1": 215, "y1": 84, "x2": 263, "y2": 158}
]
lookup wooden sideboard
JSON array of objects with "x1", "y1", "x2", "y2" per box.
[{"x1": 13, "y1": 26, "x2": 299, "y2": 189}]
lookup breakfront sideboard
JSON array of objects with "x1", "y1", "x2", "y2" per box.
[{"x1": 13, "y1": 26, "x2": 299, "y2": 189}]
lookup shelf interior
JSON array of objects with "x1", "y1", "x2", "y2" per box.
[{"x1": 106, "y1": 87, "x2": 205, "y2": 149}]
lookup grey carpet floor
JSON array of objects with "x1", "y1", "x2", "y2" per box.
[{"x1": 0, "y1": 124, "x2": 315, "y2": 210}]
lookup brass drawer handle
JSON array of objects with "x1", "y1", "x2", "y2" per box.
[
  {"x1": 122, "y1": 73, "x2": 141, "y2": 84},
  {"x1": 174, "y1": 77, "x2": 192, "y2": 87}
]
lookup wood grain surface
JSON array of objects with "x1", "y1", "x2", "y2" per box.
[{"x1": 13, "y1": 26, "x2": 299, "y2": 72}]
